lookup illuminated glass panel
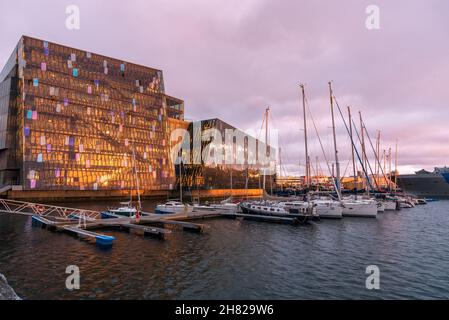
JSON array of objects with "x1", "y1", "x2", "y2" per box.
[{"x1": 17, "y1": 36, "x2": 181, "y2": 191}]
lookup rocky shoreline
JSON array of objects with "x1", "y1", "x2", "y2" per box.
[{"x1": 0, "y1": 273, "x2": 21, "y2": 300}]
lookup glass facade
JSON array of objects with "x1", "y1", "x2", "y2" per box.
[
  {"x1": 1, "y1": 36, "x2": 183, "y2": 191},
  {"x1": 0, "y1": 44, "x2": 20, "y2": 186},
  {"x1": 175, "y1": 118, "x2": 276, "y2": 191}
]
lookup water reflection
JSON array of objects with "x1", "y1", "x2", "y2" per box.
[{"x1": 1, "y1": 200, "x2": 449, "y2": 299}]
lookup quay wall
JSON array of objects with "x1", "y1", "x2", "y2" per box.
[
  {"x1": 2, "y1": 188, "x2": 263, "y2": 202},
  {"x1": 185, "y1": 188, "x2": 263, "y2": 198}
]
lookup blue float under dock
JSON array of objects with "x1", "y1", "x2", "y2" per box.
[{"x1": 63, "y1": 226, "x2": 115, "y2": 247}]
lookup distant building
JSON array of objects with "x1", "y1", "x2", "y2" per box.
[
  {"x1": 276, "y1": 176, "x2": 304, "y2": 188},
  {"x1": 341, "y1": 176, "x2": 364, "y2": 190},
  {"x1": 276, "y1": 175, "x2": 332, "y2": 189}
]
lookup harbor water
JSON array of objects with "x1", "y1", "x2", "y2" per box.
[{"x1": 1, "y1": 200, "x2": 449, "y2": 299}]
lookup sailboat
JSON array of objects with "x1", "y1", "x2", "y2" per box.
[
  {"x1": 300, "y1": 84, "x2": 343, "y2": 219},
  {"x1": 193, "y1": 165, "x2": 239, "y2": 212},
  {"x1": 329, "y1": 83, "x2": 377, "y2": 218},
  {"x1": 107, "y1": 201, "x2": 138, "y2": 217},
  {"x1": 103, "y1": 147, "x2": 143, "y2": 219},
  {"x1": 358, "y1": 115, "x2": 399, "y2": 211},
  {"x1": 156, "y1": 158, "x2": 193, "y2": 214}
]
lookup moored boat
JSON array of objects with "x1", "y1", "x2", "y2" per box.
[
  {"x1": 193, "y1": 197, "x2": 239, "y2": 212},
  {"x1": 376, "y1": 201, "x2": 385, "y2": 213},
  {"x1": 416, "y1": 198, "x2": 427, "y2": 205},
  {"x1": 311, "y1": 199, "x2": 343, "y2": 219},
  {"x1": 108, "y1": 201, "x2": 138, "y2": 217},
  {"x1": 155, "y1": 201, "x2": 193, "y2": 214},
  {"x1": 341, "y1": 199, "x2": 378, "y2": 218},
  {"x1": 239, "y1": 200, "x2": 319, "y2": 223}
]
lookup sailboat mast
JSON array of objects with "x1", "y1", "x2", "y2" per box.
[
  {"x1": 394, "y1": 139, "x2": 398, "y2": 193},
  {"x1": 230, "y1": 167, "x2": 233, "y2": 195},
  {"x1": 300, "y1": 84, "x2": 310, "y2": 189},
  {"x1": 328, "y1": 82, "x2": 341, "y2": 198},
  {"x1": 132, "y1": 146, "x2": 142, "y2": 210},
  {"x1": 374, "y1": 130, "x2": 380, "y2": 186},
  {"x1": 388, "y1": 147, "x2": 392, "y2": 192},
  {"x1": 129, "y1": 164, "x2": 133, "y2": 204},
  {"x1": 179, "y1": 160, "x2": 183, "y2": 202},
  {"x1": 382, "y1": 149, "x2": 386, "y2": 190},
  {"x1": 279, "y1": 147, "x2": 282, "y2": 179},
  {"x1": 359, "y1": 112, "x2": 369, "y2": 195},
  {"x1": 263, "y1": 107, "x2": 269, "y2": 194},
  {"x1": 230, "y1": 139, "x2": 234, "y2": 197},
  {"x1": 348, "y1": 106, "x2": 357, "y2": 199}
]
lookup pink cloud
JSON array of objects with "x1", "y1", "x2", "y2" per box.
[{"x1": 1, "y1": 0, "x2": 448, "y2": 175}]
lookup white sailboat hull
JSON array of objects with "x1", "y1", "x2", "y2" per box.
[
  {"x1": 377, "y1": 202, "x2": 385, "y2": 212},
  {"x1": 342, "y1": 201, "x2": 377, "y2": 218},
  {"x1": 314, "y1": 203, "x2": 343, "y2": 219},
  {"x1": 384, "y1": 200, "x2": 397, "y2": 211},
  {"x1": 399, "y1": 202, "x2": 414, "y2": 208},
  {"x1": 193, "y1": 203, "x2": 238, "y2": 212},
  {"x1": 155, "y1": 205, "x2": 193, "y2": 214}
]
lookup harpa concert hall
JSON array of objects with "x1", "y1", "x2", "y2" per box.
[{"x1": 0, "y1": 36, "x2": 275, "y2": 200}]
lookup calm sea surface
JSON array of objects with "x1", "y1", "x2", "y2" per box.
[{"x1": 1, "y1": 199, "x2": 449, "y2": 299}]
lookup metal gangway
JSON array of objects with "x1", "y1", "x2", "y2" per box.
[{"x1": 0, "y1": 199, "x2": 101, "y2": 220}]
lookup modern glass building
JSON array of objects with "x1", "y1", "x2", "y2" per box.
[
  {"x1": 0, "y1": 36, "x2": 182, "y2": 192},
  {"x1": 174, "y1": 118, "x2": 277, "y2": 192}
]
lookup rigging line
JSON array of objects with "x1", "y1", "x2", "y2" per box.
[
  {"x1": 303, "y1": 93, "x2": 340, "y2": 196},
  {"x1": 360, "y1": 118, "x2": 391, "y2": 188},
  {"x1": 351, "y1": 117, "x2": 381, "y2": 191},
  {"x1": 304, "y1": 94, "x2": 333, "y2": 177},
  {"x1": 268, "y1": 111, "x2": 297, "y2": 175},
  {"x1": 341, "y1": 158, "x2": 352, "y2": 178},
  {"x1": 256, "y1": 110, "x2": 266, "y2": 141},
  {"x1": 332, "y1": 96, "x2": 375, "y2": 191}
]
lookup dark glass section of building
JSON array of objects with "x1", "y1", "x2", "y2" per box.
[
  {"x1": 1, "y1": 36, "x2": 184, "y2": 191},
  {"x1": 165, "y1": 95, "x2": 184, "y2": 121},
  {"x1": 175, "y1": 118, "x2": 276, "y2": 191},
  {"x1": 0, "y1": 46, "x2": 20, "y2": 186}
]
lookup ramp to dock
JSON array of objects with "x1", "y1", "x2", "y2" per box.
[{"x1": 0, "y1": 199, "x2": 101, "y2": 220}]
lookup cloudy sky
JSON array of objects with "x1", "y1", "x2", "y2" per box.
[{"x1": 1, "y1": 0, "x2": 448, "y2": 175}]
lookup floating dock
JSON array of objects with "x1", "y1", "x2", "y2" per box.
[
  {"x1": 3, "y1": 199, "x2": 316, "y2": 249},
  {"x1": 31, "y1": 215, "x2": 115, "y2": 247},
  {"x1": 24, "y1": 205, "x2": 210, "y2": 247},
  {"x1": 118, "y1": 223, "x2": 171, "y2": 240},
  {"x1": 220, "y1": 212, "x2": 301, "y2": 225}
]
